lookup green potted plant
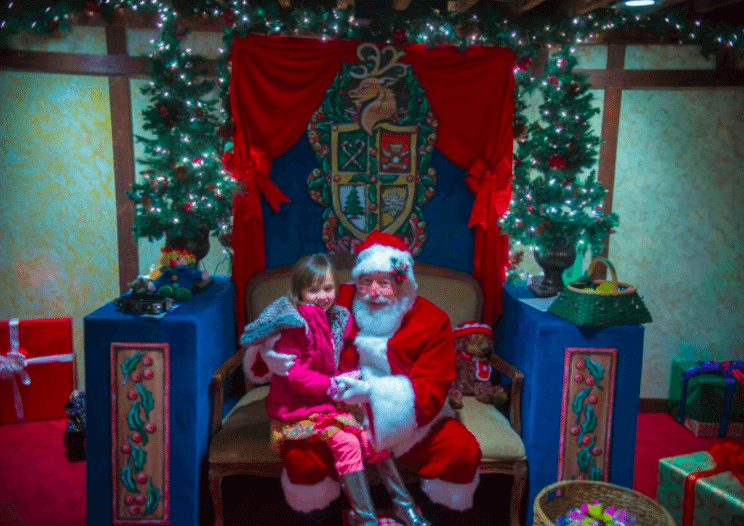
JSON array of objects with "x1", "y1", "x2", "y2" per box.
[
  {"x1": 126, "y1": 22, "x2": 237, "y2": 262},
  {"x1": 500, "y1": 46, "x2": 618, "y2": 297}
]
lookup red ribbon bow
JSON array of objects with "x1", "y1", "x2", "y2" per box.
[
  {"x1": 682, "y1": 440, "x2": 744, "y2": 526},
  {"x1": 222, "y1": 147, "x2": 290, "y2": 220},
  {"x1": 465, "y1": 157, "x2": 513, "y2": 229}
]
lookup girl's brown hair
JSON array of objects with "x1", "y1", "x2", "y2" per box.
[{"x1": 288, "y1": 253, "x2": 338, "y2": 306}]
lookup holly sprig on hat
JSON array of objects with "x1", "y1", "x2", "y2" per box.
[{"x1": 390, "y1": 257, "x2": 409, "y2": 284}]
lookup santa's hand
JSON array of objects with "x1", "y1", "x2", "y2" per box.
[
  {"x1": 333, "y1": 376, "x2": 371, "y2": 405},
  {"x1": 259, "y1": 335, "x2": 294, "y2": 376}
]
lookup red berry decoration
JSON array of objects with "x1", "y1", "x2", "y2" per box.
[
  {"x1": 588, "y1": 394, "x2": 598, "y2": 404},
  {"x1": 592, "y1": 446, "x2": 603, "y2": 456},
  {"x1": 121, "y1": 444, "x2": 131, "y2": 454},
  {"x1": 142, "y1": 356, "x2": 153, "y2": 366},
  {"x1": 131, "y1": 372, "x2": 142, "y2": 383},
  {"x1": 129, "y1": 505, "x2": 141, "y2": 515},
  {"x1": 135, "y1": 495, "x2": 146, "y2": 505},
  {"x1": 136, "y1": 472, "x2": 148, "y2": 484},
  {"x1": 124, "y1": 495, "x2": 134, "y2": 505},
  {"x1": 145, "y1": 423, "x2": 156, "y2": 433},
  {"x1": 570, "y1": 426, "x2": 580, "y2": 435},
  {"x1": 581, "y1": 435, "x2": 593, "y2": 446},
  {"x1": 127, "y1": 390, "x2": 138, "y2": 401},
  {"x1": 573, "y1": 374, "x2": 584, "y2": 383},
  {"x1": 143, "y1": 369, "x2": 153, "y2": 380},
  {"x1": 575, "y1": 361, "x2": 585, "y2": 370},
  {"x1": 585, "y1": 377, "x2": 596, "y2": 387},
  {"x1": 131, "y1": 432, "x2": 142, "y2": 444},
  {"x1": 549, "y1": 155, "x2": 567, "y2": 170}
]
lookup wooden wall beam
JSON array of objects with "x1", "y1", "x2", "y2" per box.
[
  {"x1": 0, "y1": 49, "x2": 150, "y2": 77},
  {"x1": 594, "y1": 44, "x2": 625, "y2": 277},
  {"x1": 577, "y1": 68, "x2": 744, "y2": 89},
  {"x1": 106, "y1": 26, "x2": 139, "y2": 293}
]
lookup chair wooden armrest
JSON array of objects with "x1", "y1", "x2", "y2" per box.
[
  {"x1": 210, "y1": 347, "x2": 249, "y2": 438},
  {"x1": 488, "y1": 353, "x2": 524, "y2": 436}
]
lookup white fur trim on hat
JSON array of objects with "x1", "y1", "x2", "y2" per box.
[
  {"x1": 452, "y1": 321, "x2": 493, "y2": 340},
  {"x1": 420, "y1": 470, "x2": 480, "y2": 511},
  {"x1": 352, "y1": 244, "x2": 417, "y2": 290},
  {"x1": 280, "y1": 470, "x2": 341, "y2": 513}
]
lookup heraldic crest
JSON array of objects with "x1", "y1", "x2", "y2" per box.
[{"x1": 307, "y1": 43, "x2": 438, "y2": 256}]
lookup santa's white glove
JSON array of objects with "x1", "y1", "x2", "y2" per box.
[
  {"x1": 258, "y1": 334, "x2": 294, "y2": 376},
  {"x1": 332, "y1": 376, "x2": 371, "y2": 405}
]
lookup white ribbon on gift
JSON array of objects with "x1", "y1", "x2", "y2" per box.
[{"x1": 1, "y1": 318, "x2": 73, "y2": 422}]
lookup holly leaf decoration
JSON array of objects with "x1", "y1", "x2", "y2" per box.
[
  {"x1": 136, "y1": 384, "x2": 155, "y2": 421},
  {"x1": 120, "y1": 457, "x2": 139, "y2": 493},
  {"x1": 130, "y1": 442, "x2": 147, "y2": 472},
  {"x1": 572, "y1": 387, "x2": 591, "y2": 424},
  {"x1": 126, "y1": 401, "x2": 148, "y2": 445},
  {"x1": 585, "y1": 357, "x2": 605, "y2": 390},
  {"x1": 576, "y1": 436, "x2": 596, "y2": 473},
  {"x1": 121, "y1": 352, "x2": 144, "y2": 385},
  {"x1": 143, "y1": 479, "x2": 161, "y2": 516},
  {"x1": 577, "y1": 404, "x2": 598, "y2": 446}
]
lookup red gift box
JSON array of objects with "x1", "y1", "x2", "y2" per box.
[{"x1": 0, "y1": 317, "x2": 74, "y2": 425}]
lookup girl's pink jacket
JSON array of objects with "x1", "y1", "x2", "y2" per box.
[{"x1": 265, "y1": 303, "x2": 352, "y2": 422}]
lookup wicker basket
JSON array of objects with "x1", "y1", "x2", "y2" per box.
[{"x1": 533, "y1": 480, "x2": 675, "y2": 526}]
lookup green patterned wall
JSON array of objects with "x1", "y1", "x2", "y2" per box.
[{"x1": 0, "y1": 29, "x2": 741, "y2": 398}]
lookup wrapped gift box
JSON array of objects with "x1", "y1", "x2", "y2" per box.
[
  {"x1": 683, "y1": 416, "x2": 744, "y2": 439},
  {"x1": 657, "y1": 449, "x2": 744, "y2": 526},
  {"x1": 668, "y1": 359, "x2": 744, "y2": 435},
  {"x1": 1, "y1": 317, "x2": 74, "y2": 425}
]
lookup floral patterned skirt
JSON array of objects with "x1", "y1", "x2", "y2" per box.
[{"x1": 270, "y1": 408, "x2": 365, "y2": 452}]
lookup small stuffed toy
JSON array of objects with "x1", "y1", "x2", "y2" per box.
[
  {"x1": 448, "y1": 322, "x2": 507, "y2": 410},
  {"x1": 150, "y1": 247, "x2": 209, "y2": 301}
]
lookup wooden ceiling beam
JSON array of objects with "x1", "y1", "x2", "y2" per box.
[{"x1": 510, "y1": 0, "x2": 551, "y2": 15}]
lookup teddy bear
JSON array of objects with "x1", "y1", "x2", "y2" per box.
[{"x1": 448, "y1": 321, "x2": 508, "y2": 410}]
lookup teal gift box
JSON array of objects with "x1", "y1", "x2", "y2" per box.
[
  {"x1": 657, "y1": 450, "x2": 744, "y2": 526},
  {"x1": 668, "y1": 359, "x2": 744, "y2": 437}
]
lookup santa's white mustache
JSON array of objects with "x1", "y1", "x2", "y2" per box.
[{"x1": 359, "y1": 293, "x2": 392, "y2": 305}]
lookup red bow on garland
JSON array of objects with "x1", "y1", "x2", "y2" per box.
[
  {"x1": 465, "y1": 157, "x2": 513, "y2": 229},
  {"x1": 222, "y1": 147, "x2": 290, "y2": 220}
]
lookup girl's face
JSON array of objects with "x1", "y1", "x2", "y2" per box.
[{"x1": 301, "y1": 270, "x2": 336, "y2": 312}]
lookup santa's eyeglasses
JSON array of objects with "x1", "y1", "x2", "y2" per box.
[{"x1": 357, "y1": 276, "x2": 395, "y2": 294}]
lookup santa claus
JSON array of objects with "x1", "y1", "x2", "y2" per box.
[{"x1": 246, "y1": 230, "x2": 482, "y2": 520}]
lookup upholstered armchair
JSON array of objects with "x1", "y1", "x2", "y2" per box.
[{"x1": 208, "y1": 260, "x2": 527, "y2": 526}]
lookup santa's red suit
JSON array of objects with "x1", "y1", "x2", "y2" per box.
[{"x1": 244, "y1": 232, "x2": 482, "y2": 514}]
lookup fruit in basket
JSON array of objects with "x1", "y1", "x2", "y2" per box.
[{"x1": 595, "y1": 281, "x2": 614, "y2": 292}]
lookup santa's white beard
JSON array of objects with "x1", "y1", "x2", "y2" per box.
[{"x1": 353, "y1": 293, "x2": 411, "y2": 336}]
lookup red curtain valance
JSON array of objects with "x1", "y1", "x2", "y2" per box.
[{"x1": 229, "y1": 34, "x2": 514, "y2": 326}]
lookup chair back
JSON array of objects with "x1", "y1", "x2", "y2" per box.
[{"x1": 245, "y1": 258, "x2": 483, "y2": 328}]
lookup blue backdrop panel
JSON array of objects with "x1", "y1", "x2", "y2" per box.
[
  {"x1": 84, "y1": 278, "x2": 237, "y2": 526},
  {"x1": 263, "y1": 135, "x2": 476, "y2": 273},
  {"x1": 496, "y1": 284, "x2": 644, "y2": 526}
]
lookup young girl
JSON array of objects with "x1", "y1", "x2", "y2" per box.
[{"x1": 240, "y1": 253, "x2": 430, "y2": 526}]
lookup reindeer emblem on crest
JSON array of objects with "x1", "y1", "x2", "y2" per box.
[{"x1": 307, "y1": 43, "x2": 438, "y2": 256}]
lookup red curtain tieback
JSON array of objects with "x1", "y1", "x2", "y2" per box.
[
  {"x1": 465, "y1": 157, "x2": 513, "y2": 229},
  {"x1": 222, "y1": 148, "x2": 290, "y2": 219}
]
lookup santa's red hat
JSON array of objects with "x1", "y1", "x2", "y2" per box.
[
  {"x1": 452, "y1": 321, "x2": 493, "y2": 339},
  {"x1": 352, "y1": 230, "x2": 417, "y2": 289}
]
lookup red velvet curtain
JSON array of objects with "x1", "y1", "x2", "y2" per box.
[{"x1": 229, "y1": 34, "x2": 513, "y2": 327}]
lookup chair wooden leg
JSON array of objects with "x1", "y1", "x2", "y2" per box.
[
  {"x1": 209, "y1": 464, "x2": 225, "y2": 526},
  {"x1": 509, "y1": 460, "x2": 528, "y2": 526}
]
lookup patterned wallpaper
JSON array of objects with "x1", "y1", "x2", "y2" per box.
[{"x1": 1, "y1": 28, "x2": 742, "y2": 399}]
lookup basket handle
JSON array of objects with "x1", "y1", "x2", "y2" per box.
[{"x1": 585, "y1": 257, "x2": 619, "y2": 291}]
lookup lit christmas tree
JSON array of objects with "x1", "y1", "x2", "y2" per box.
[
  {"x1": 500, "y1": 45, "x2": 619, "y2": 276},
  {"x1": 126, "y1": 19, "x2": 237, "y2": 248}
]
